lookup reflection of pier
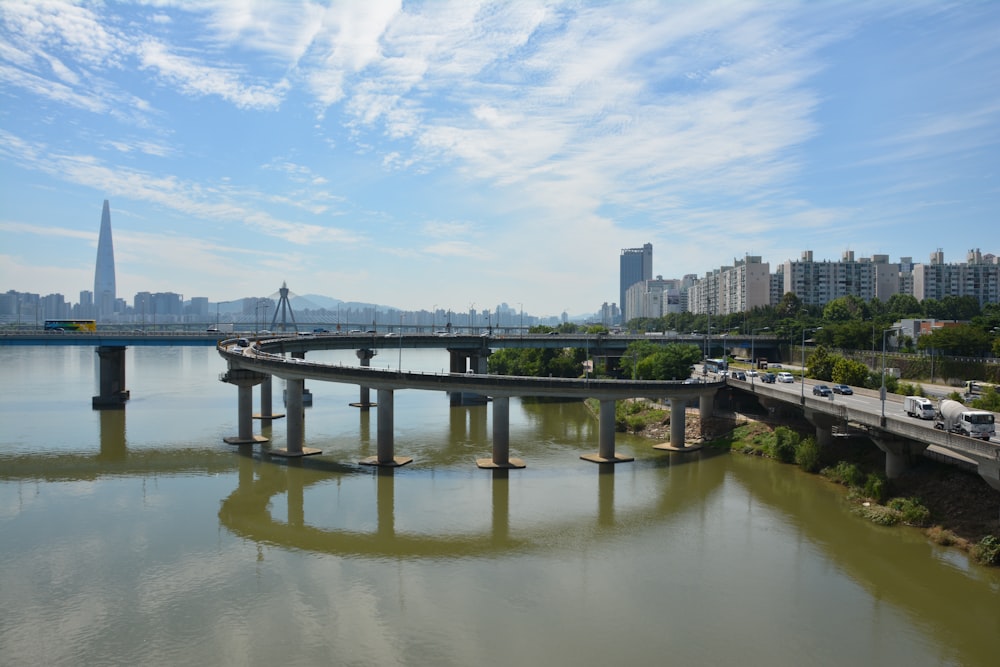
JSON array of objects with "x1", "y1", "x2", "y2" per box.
[{"x1": 216, "y1": 447, "x2": 727, "y2": 559}]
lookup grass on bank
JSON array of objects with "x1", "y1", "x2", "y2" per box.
[{"x1": 705, "y1": 422, "x2": 1000, "y2": 567}]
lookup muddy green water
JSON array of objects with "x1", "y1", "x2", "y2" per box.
[{"x1": 1, "y1": 346, "x2": 998, "y2": 666}]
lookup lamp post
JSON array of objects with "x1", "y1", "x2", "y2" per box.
[
  {"x1": 751, "y1": 327, "x2": 769, "y2": 387},
  {"x1": 800, "y1": 326, "x2": 821, "y2": 404},
  {"x1": 881, "y1": 327, "x2": 899, "y2": 426}
]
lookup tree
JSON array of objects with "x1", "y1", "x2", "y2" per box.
[
  {"x1": 917, "y1": 325, "x2": 991, "y2": 356},
  {"x1": 832, "y1": 357, "x2": 870, "y2": 386},
  {"x1": 634, "y1": 344, "x2": 702, "y2": 380},
  {"x1": 885, "y1": 293, "x2": 922, "y2": 319},
  {"x1": 775, "y1": 292, "x2": 803, "y2": 319},
  {"x1": 822, "y1": 295, "x2": 869, "y2": 322},
  {"x1": 805, "y1": 345, "x2": 836, "y2": 381}
]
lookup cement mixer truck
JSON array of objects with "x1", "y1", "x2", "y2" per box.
[{"x1": 934, "y1": 399, "x2": 996, "y2": 440}]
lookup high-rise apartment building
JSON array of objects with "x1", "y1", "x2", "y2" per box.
[
  {"x1": 781, "y1": 250, "x2": 898, "y2": 307},
  {"x1": 912, "y1": 249, "x2": 1000, "y2": 306},
  {"x1": 620, "y1": 243, "x2": 652, "y2": 322},
  {"x1": 93, "y1": 200, "x2": 117, "y2": 321}
]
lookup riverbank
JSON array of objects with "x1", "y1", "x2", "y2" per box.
[{"x1": 614, "y1": 399, "x2": 1000, "y2": 562}]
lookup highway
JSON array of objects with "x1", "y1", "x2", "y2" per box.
[{"x1": 716, "y1": 368, "x2": 998, "y2": 445}]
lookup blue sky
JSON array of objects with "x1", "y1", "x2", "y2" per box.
[{"x1": 1, "y1": 1, "x2": 998, "y2": 317}]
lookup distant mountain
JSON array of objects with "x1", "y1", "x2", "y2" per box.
[{"x1": 291, "y1": 293, "x2": 399, "y2": 312}]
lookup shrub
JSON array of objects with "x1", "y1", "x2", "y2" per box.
[
  {"x1": 926, "y1": 526, "x2": 962, "y2": 547},
  {"x1": 863, "y1": 474, "x2": 887, "y2": 504},
  {"x1": 795, "y1": 437, "x2": 821, "y2": 473},
  {"x1": 857, "y1": 504, "x2": 900, "y2": 526},
  {"x1": 823, "y1": 461, "x2": 864, "y2": 488},
  {"x1": 886, "y1": 497, "x2": 931, "y2": 526},
  {"x1": 771, "y1": 426, "x2": 798, "y2": 463},
  {"x1": 971, "y1": 535, "x2": 1000, "y2": 566}
]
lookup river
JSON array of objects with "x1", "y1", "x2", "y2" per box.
[{"x1": 0, "y1": 345, "x2": 998, "y2": 666}]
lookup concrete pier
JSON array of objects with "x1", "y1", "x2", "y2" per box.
[
  {"x1": 253, "y1": 376, "x2": 285, "y2": 420},
  {"x1": 360, "y1": 388, "x2": 411, "y2": 467},
  {"x1": 477, "y1": 395, "x2": 525, "y2": 469},
  {"x1": 350, "y1": 348, "x2": 377, "y2": 409},
  {"x1": 221, "y1": 368, "x2": 269, "y2": 445},
  {"x1": 581, "y1": 399, "x2": 634, "y2": 464},
  {"x1": 654, "y1": 397, "x2": 702, "y2": 453},
  {"x1": 271, "y1": 377, "x2": 321, "y2": 458},
  {"x1": 92, "y1": 345, "x2": 130, "y2": 409}
]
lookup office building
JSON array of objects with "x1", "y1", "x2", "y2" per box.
[{"x1": 620, "y1": 243, "x2": 652, "y2": 322}]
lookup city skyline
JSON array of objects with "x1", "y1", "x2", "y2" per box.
[{"x1": 2, "y1": 2, "x2": 999, "y2": 315}]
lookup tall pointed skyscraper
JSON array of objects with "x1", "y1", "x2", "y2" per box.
[{"x1": 94, "y1": 200, "x2": 117, "y2": 321}]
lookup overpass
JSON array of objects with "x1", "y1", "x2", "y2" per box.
[
  {"x1": 2, "y1": 330, "x2": 772, "y2": 408},
  {"x1": 725, "y1": 377, "x2": 1000, "y2": 492},
  {"x1": 217, "y1": 337, "x2": 725, "y2": 469}
]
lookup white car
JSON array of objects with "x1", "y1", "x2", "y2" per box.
[{"x1": 776, "y1": 372, "x2": 795, "y2": 383}]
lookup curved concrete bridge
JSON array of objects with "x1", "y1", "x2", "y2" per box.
[{"x1": 218, "y1": 338, "x2": 724, "y2": 468}]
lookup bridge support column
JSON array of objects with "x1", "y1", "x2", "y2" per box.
[
  {"x1": 254, "y1": 376, "x2": 285, "y2": 420},
  {"x1": 477, "y1": 396, "x2": 525, "y2": 469},
  {"x1": 221, "y1": 367, "x2": 269, "y2": 445},
  {"x1": 582, "y1": 399, "x2": 634, "y2": 464},
  {"x1": 350, "y1": 348, "x2": 377, "y2": 409},
  {"x1": 803, "y1": 408, "x2": 840, "y2": 448},
  {"x1": 271, "y1": 378, "x2": 320, "y2": 458},
  {"x1": 361, "y1": 389, "x2": 412, "y2": 467},
  {"x1": 92, "y1": 345, "x2": 130, "y2": 409},
  {"x1": 655, "y1": 396, "x2": 703, "y2": 452},
  {"x1": 871, "y1": 433, "x2": 929, "y2": 479},
  {"x1": 699, "y1": 393, "x2": 713, "y2": 422}
]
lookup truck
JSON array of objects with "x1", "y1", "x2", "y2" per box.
[
  {"x1": 934, "y1": 399, "x2": 996, "y2": 440},
  {"x1": 903, "y1": 396, "x2": 935, "y2": 420}
]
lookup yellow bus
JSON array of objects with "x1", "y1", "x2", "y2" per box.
[{"x1": 44, "y1": 319, "x2": 97, "y2": 332}]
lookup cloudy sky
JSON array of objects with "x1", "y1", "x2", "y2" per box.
[{"x1": 1, "y1": 1, "x2": 998, "y2": 317}]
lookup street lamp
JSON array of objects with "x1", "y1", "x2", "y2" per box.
[
  {"x1": 881, "y1": 327, "x2": 900, "y2": 425},
  {"x1": 751, "y1": 327, "x2": 769, "y2": 387},
  {"x1": 801, "y1": 326, "x2": 821, "y2": 404}
]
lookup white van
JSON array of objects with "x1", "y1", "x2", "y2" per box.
[{"x1": 903, "y1": 396, "x2": 935, "y2": 420}]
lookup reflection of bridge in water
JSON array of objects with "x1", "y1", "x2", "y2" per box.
[{"x1": 217, "y1": 446, "x2": 728, "y2": 559}]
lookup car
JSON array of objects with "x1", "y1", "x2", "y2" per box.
[
  {"x1": 733, "y1": 371, "x2": 747, "y2": 381},
  {"x1": 747, "y1": 369, "x2": 758, "y2": 377},
  {"x1": 776, "y1": 372, "x2": 794, "y2": 383},
  {"x1": 812, "y1": 385, "x2": 832, "y2": 397},
  {"x1": 832, "y1": 384, "x2": 853, "y2": 395},
  {"x1": 760, "y1": 372, "x2": 776, "y2": 383},
  {"x1": 313, "y1": 328, "x2": 330, "y2": 333},
  {"x1": 770, "y1": 363, "x2": 782, "y2": 368}
]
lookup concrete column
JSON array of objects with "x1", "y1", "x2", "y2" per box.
[
  {"x1": 816, "y1": 424, "x2": 833, "y2": 448},
  {"x1": 471, "y1": 354, "x2": 489, "y2": 374},
  {"x1": 351, "y1": 348, "x2": 377, "y2": 408},
  {"x1": 221, "y1": 368, "x2": 269, "y2": 445},
  {"x1": 654, "y1": 397, "x2": 703, "y2": 452},
  {"x1": 238, "y1": 383, "x2": 254, "y2": 440},
  {"x1": 871, "y1": 434, "x2": 928, "y2": 479},
  {"x1": 699, "y1": 393, "x2": 713, "y2": 421},
  {"x1": 582, "y1": 399, "x2": 633, "y2": 464},
  {"x1": 271, "y1": 378, "x2": 320, "y2": 458},
  {"x1": 255, "y1": 376, "x2": 285, "y2": 420},
  {"x1": 477, "y1": 395, "x2": 524, "y2": 469},
  {"x1": 360, "y1": 388, "x2": 411, "y2": 467},
  {"x1": 92, "y1": 345, "x2": 129, "y2": 409}
]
